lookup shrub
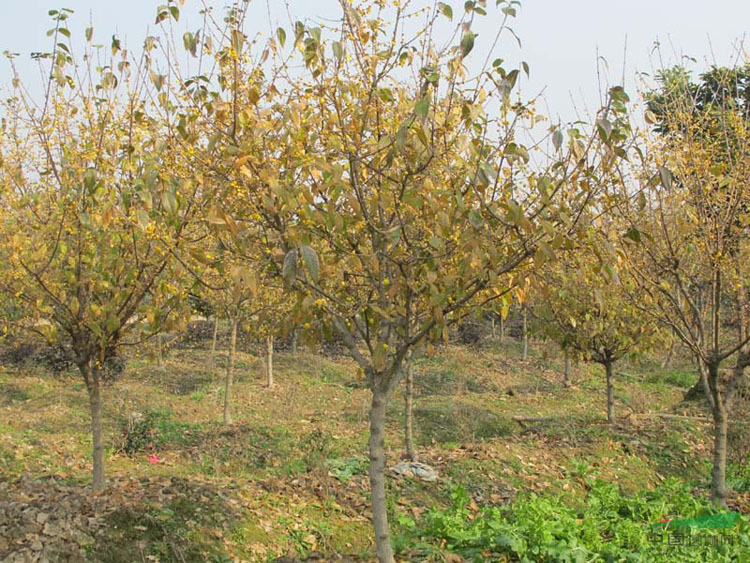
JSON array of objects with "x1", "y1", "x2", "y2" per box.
[{"x1": 116, "y1": 409, "x2": 198, "y2": 456}]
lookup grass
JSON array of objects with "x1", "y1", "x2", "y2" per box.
[{"x1": 0, "y1": 339, "x2": 745, "y2": 561}]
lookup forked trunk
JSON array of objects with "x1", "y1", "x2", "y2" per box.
[
  {"x1": 711, "y1": 406, "x2": 729, "y2": 507},
  {"x1": 266, "y1": 335, "x2": 274, "y2": 388},
  {"x1": 404, "y1": 352, "x2": 416, "y2": 461},
  {"x1": 605, "y1": 361, "x2": 615, "y2": 424},
  {"x1": 369, "y1": 386, "x2": 394, "y2": 563},
  {"x1": 223, "y1": 319, "x2": 238, "y2": 425}
]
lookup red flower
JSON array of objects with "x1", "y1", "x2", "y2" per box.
[{"x1": 148, "y1": 455, "x2": 160, "y2": 464}]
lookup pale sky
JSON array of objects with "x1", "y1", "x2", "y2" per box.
[{"x1": 1, "y1": 0, "x2": 748, "y2": 123}]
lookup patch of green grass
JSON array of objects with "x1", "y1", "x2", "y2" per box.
[
  {"x1": 645, "y1": 368, "x2": 697, "y2": 389},
  {"x1": 90, "y1": 481, "x2": 239, "y2": 563},
  {"x1": 413, "y1": 400, "x2": 515, "y2": 446},
  {"x1": 727, "y1": 458, "x2": 750, "y2": 493},
  {"x1": 188, "y1": 423, "x2": 294, "y2": 477},
  {"x1": 0, "y1": 383, "x2": 30, "y2": 406}
]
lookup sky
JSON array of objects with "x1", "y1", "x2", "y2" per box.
[{"x1": 1, "y1": 0, "x2": 748, "y2": 123}]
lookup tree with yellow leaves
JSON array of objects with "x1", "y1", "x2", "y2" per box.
[
  {"x1": 0, "y1": 10, "x2": 201, "y2": 489},
  {"x1": 534, "y1": 231, "x2": 664, "y2": 423},
  {"x1": 178, "y1": 0, "x2": 628, "y2": 556},
  {"x1": 615, "y1": 64, "x2": 750, "y2": 505}
]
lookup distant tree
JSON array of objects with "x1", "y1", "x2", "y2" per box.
[
  {"x1": 535, "y1": 236, "x2": 663, "y2": 423},
  {"x1": 617, "y1": 63, "x2": 750, "y2": 505}
]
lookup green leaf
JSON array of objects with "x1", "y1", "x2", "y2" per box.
[
  {"x1": 437, "y1": 2, "x2": 453, "y2": 20},
  {"x1": 83, "y1": 168, "x2": 97, "y2": 193},
  {"x1": 276, "y1": 27, "x2": 286, "y2": 48},
  {"x1": 552, "y1": 129, "x2": 563, "y2": 152},
  {"x1": 300, "y1": 246, "x2": 320, "y2": 283},
  {"x1": 137, "y1": 209, "x2": 150, "y2": 230},
  {"x1": 414, "y1": 96, "x2": 430, "y2": 118},
  {"x1": 460, "y1": 32, "x2": 476, "y2": 59},
  {"x1": 183, "y1": 32, "x2": 197, "y2": 57},
  {"x1": 624, "y1": 227, "x2": 641, "y2": 243},
  {"x1": 282, "y1": 249, "x2": 298, "y2": 287},
  {"x1": 85, "y1": 27, "x2": 93, "y2": 42},
  {"x1": 659, "y1": 166, "x2": 672, "y2": 190},
  {"x1": 468, "y1": 210, "x2": 483, "y2": 228},
  {"x1": 332, "y1": 41, "x2": 344, "y2": 62}
]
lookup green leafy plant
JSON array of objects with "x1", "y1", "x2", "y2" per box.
[
  {"x1": 399, "y1": 479, "x2": 750, "y2": 561},
  {"x1": 116, "y1": 409, "x2": 198, "y2": 456},
  {"x1": 325, "y1": 457, "x2": 368, "y2": 483}
]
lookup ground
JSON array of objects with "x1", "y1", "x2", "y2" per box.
[{"x1": 0, "y1": 337, "x2": 746, "y2": 561}]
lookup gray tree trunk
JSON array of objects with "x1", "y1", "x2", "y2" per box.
[
  {"x1": 223, "y1": 319, "x2": 237, "y2": 425},
  {"x1": 266, "y1": 335, "x2": 274, "y2": 388},
  {"x1": 521, "y1": 309, "x2": 528, "y2": 361},
  {"x1": 711, "y1": 406, "x2": 729, "y2": 507},
  {"x1": 404, "y1": 352, "x2": 416, "y2": 461},
  {"x1": 563, "y1": 353, "x2": 570, "y2": 387},
  {"x1": 291, "y1": 327, "x2": 298, "y2": 354},
  {"x1": 660, "y1": 340, "x2": 675, "y2": 369},
  {"x1": 210, "y1": 316, "x2": 219, "y2": 368},
  {"x1": 499, "y1": 314, "x2": 505, "y2": 343},
  {"x1": 369, "y1": 386, "x2": 394, "y2": 562},
  {"x1": 605, "y1": 361, "x2": 615, "y2": 424},
  {"x1": 156, "y1": 334, "x2": 163, "y2": 367},
  {"x1": 82, "y1": 361, "x2": 105, "y2": 490}
]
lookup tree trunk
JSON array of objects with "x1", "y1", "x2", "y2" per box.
[
  {"x1": 291, "y1": 327, "x2": 298, "y2": 355},
  {"x1": 83, "y1": 363, "x2": 105, "y2": 490},
  {"x1": 605, "y1": 361, "x2": 615, "y2": 424},
  {"x1": 223, "y1": 319, "x2": 237, "y2": 425},
  {"x1": 369, "y1": 386, "x2": 394, "y2": 563},
  {"x1": 660, "y1": 340, "x2": 675, "y2": 369},
  {"x1": 266, "y1": 335, "x2": 274, "y2": 388},
  {"x1": 563, "y1": 353, "x2": 570, "y2": 387},
  {"x1": 491, "y1": 316, "x2": 496, "y2": 340},
  {"x1": 210, "y1": 316, "x2": 219, "y2": 369},
  {"x1": 711, "y1": 407, "x2": 729, "y2": 507},
  {"x1": 404, "y1": 351, "x2": 416, "y2": 461},
  {"x1": 156, "y1": 334, "x2": 163, "y2": 367},
  {"x1": 521, "y1": 309, "x2": 528, "y2": 361},
  {"x1": 499, "y1": 315, "x2": 505, "y2": 343}
]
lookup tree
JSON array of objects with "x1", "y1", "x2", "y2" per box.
[
  {"x1": 239, "y1": 3, "x2": 626, "y2": 559},
  {"x1": 617, "y1": 63, "x2": 750, "y2": 505},
  {"x1": 534, "y1": 235, "x2": 663, "y2": 423},
  {"x1": 176, "y1": 0, "x2": 627, "y2": 557},
  {"x1": 0, "y1": 12, "x2": 199, "y2": 489}
]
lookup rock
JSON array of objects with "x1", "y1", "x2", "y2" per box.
[{"x1": 389, "y1": 461, "x2": 438, "y2": 482}]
